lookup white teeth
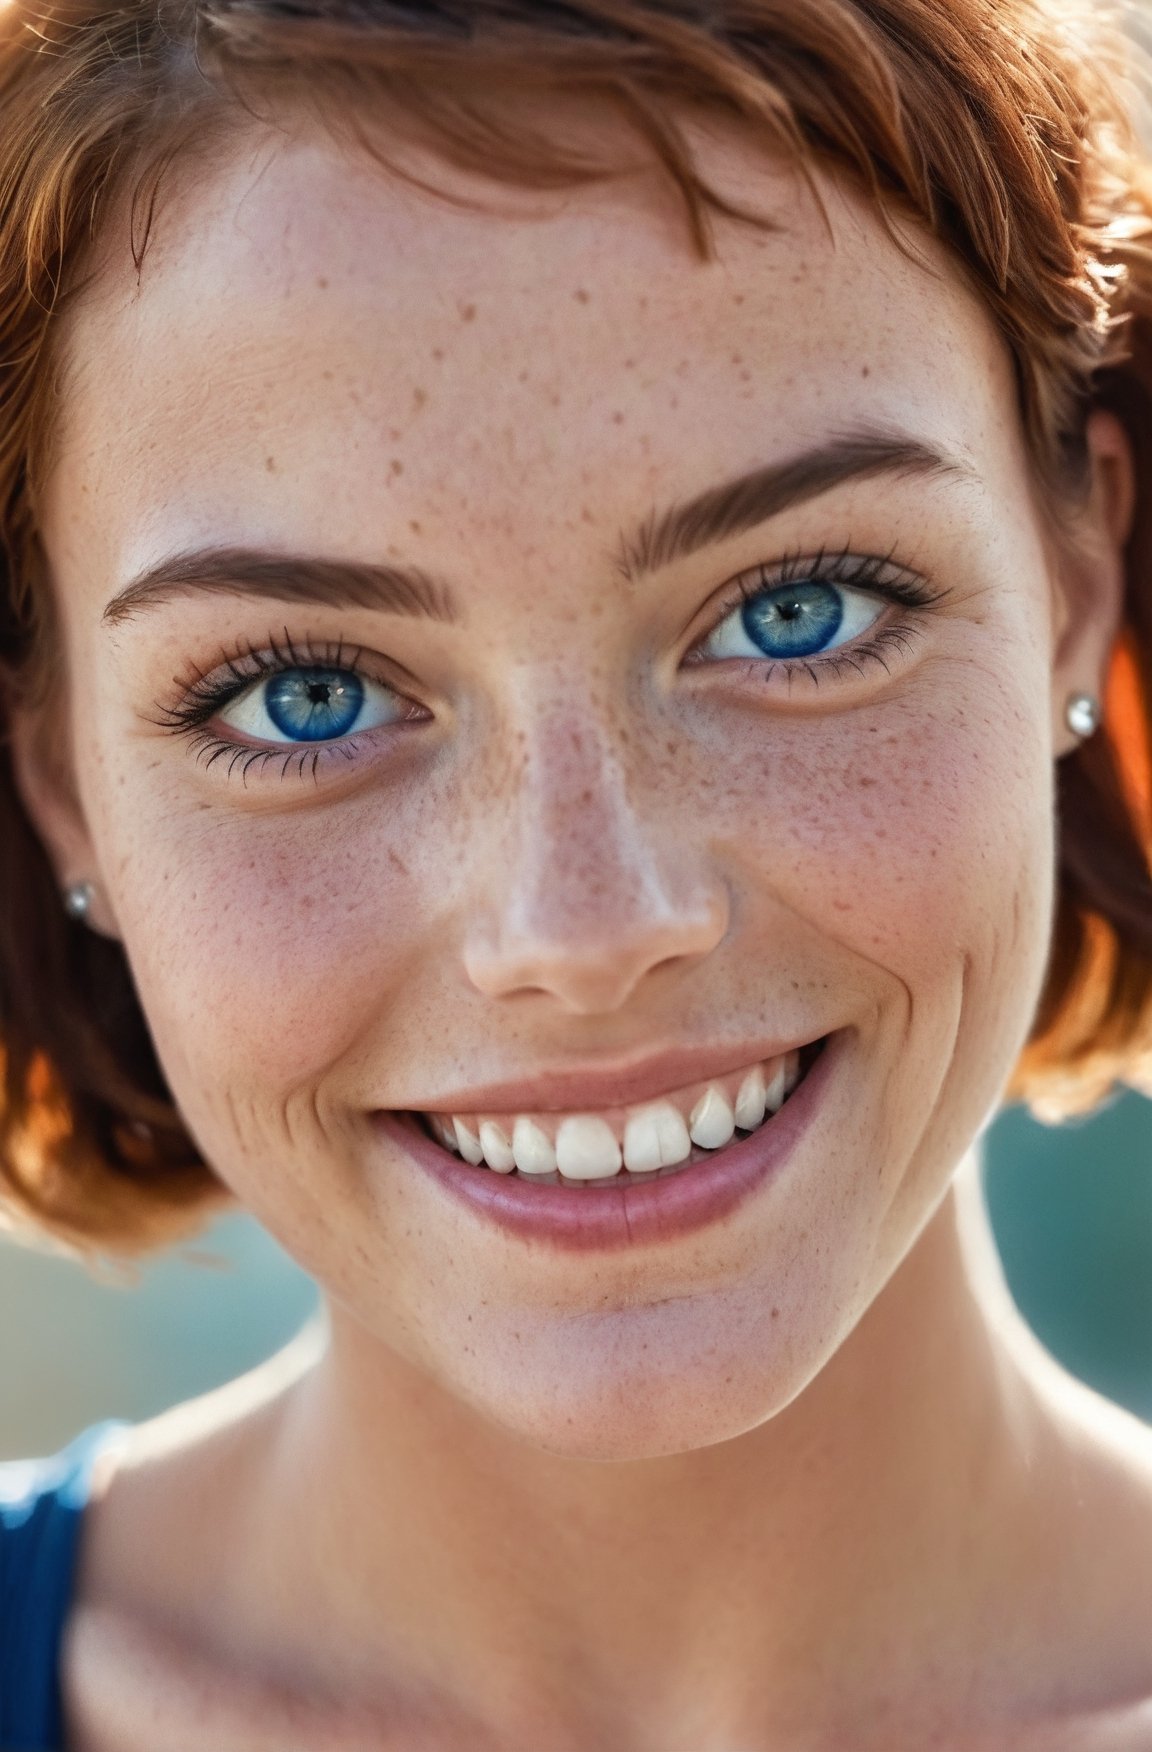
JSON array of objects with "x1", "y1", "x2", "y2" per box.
[
  {"x1": 478, "y1": 1120, "x2": 516, "y2": 1173},
  {"x1": 436, "y1": 1048, "x2": 813, "y2": 1180},
  {"x1": 452, "y1": 1118, "x2": 484, "y2": 1165},
  {"x1": 512, "y1": 1116, "x2": 557, "y2": 1175},
  {"x1": 555, "y1": 1115, "x2": 622, "y2": 1180},
  {"x1": 623, "y1": 1101, "x2": 691, "y2": 1171},
  {"x1": 688, "y1": 1086, "x2": 735, "y2": 1150},
  {"x1": 763, "y1": 1058, "x2": 788, "y2": 1115},
  {"x1": 428, "y1": 1115, "x2": 459, "y2": 1152},
  {"x1": 734, "y1": 1066, "x2": 767, "y2": 1131},
  {"x1": 622, "y1": 1108, "x2": 662, "y2": 1173}
]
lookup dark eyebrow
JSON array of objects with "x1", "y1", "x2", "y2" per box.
[
  {"x1": 103, "y1": 551, "x2": 456, "y2": 627},
  {"x1": 103, "y1": 429, "x2": 970, "y2": 626},
  {"x1": 616, "y1": 429, "x2": 973, "y2": 579}
]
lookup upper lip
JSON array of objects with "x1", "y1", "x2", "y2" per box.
[{"x1": 407, "y1": 1034, "x2": 829, "y2": 1117}]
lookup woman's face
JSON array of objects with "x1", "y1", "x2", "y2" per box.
[{"x1": 26, "y1": 119, "x2": 1123, "y2": 1458}]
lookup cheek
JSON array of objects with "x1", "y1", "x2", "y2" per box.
[
  {"x1": 694, "y1": 668, "x2": 1053, "y2": 990},
  {"x1": 89, "y1": 781, "x2": 446, "y2": 1141}
]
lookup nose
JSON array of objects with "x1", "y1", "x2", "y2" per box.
[{"x1": 462, "y1": 712, "x2": 729, "y2": 1015}]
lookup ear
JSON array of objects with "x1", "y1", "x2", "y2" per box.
[
  {"x1": 7, "y1": 692, "x2": 121, "y2": 939},
  {"x1": 1050, "y1": 407, "x2": 1135, "y2": 758}
]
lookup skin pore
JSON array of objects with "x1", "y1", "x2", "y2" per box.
[{"x1": 15, "y1": 110, "x2": 1152, "y2": 1748}]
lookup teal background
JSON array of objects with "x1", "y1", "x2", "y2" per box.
[
  {"x1": 984, "y1": 1090, "x2": 1152, "y2": 1421},
  {"x1": 0, "y1": 1090, "x2": 1150, "y2": 1459}
]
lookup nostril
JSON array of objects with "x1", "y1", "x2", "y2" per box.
[
  {"x1": 463, "y1": 879, "x2": 729, "y2": 1012},
  {"x1": 460, "y1": 738, "x2": 732, "y2": 1009}
]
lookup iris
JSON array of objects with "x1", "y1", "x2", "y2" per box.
[
  {"x1": 264, "y1": 667, "x2": 365, "y2": 741},
  {"x1": 741, "y1": 581, "x2": 843, "y2": 658}
]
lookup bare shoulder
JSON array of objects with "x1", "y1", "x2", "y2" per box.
[
  {"x1": 71, "y1": 1320, "x2": 321, "y2": 1620},
  {"x1": 60, "y1": 1316, "x2": 1152, "y2": 1752},
  {"x1": 59, "y1": 1324, "x2": 397, "y2": 1752},
  {"x1": 62, "y1": 1328, "x2": 485, "y2": 1751},
  {"x1": 63, "y1": 1605, "x2": 449, "y2": 1752},
  {"x1": 1036, "y1": 1346, "x2": 1152, "y2": 1577},
  {"x1": 996, "y1": 1349, "x2": 1152, "y2": 1748}
]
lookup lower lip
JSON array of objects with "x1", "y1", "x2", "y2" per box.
[{"x1": 375, "y1": 1032, "x2": 842, "y2": 1253}]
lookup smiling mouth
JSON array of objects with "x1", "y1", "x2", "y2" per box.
[{"x1": 412, "y1": 1037, "x2": 828, "y2": 1187}]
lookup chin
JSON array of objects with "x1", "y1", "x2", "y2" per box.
[
  {"x1": 444, "y1": 1323, "x2": 826, "y2": 1463},
  {"x1": 484, "y1": 1383, "x2": 797, "y2": 1463}
]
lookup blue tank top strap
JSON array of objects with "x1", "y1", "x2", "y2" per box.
[{"x1": 0, "y1": 1419, "x2": 132, "y2": 1752}]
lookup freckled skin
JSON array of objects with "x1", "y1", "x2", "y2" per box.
[
  {"x1": 18, "y1": 116, "x2": 1152, "y2": 1744},
  {"x1": 29, "y1": 131, "x2": 1107, "y2": 1439}
]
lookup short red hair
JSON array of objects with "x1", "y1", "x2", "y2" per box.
[{"x1": 0, "y1": 0, "x2": 1150, "y2": 1256}]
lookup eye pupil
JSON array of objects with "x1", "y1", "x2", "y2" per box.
[
  {"x1": 265, "y1": 666, "x2": 365, "y2": 741},
  {"x1": 741, "y1": 579, "x2": 842, "y2": 657}
]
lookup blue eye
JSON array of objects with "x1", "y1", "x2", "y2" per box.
[
  {"x1": 219, "y1": 665, "x2": 404, "y2": 744},
  {"x1": 701, "y1": 578, "x2": 884, "y2": 662},
  {"x1": 265, "y1": 668, "x2": 363, "y2": 740}
]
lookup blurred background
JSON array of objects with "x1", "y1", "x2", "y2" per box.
[{"x1": 1, "y1": 1088, "x2": 1150, "y2": 1459}]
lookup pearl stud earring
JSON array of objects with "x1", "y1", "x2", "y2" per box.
[
  {"x1": 63, "y1": 880, "x2": 95, "y2": 921},
  {"x1": 1064, "y1": 692, "x2": 1100, "y2": 739}
]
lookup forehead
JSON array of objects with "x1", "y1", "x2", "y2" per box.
[{"x1": 46, "y1": 119, "x2": 1017, "y2": 583}]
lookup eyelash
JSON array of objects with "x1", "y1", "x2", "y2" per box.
[
  {"x1": 155, "y1": 549, "x2": 946, "y2": 782},
  {"x1": 685, "y1": 546, "x2": 948, "y2": 686},
  {"x1": 153, "y1": 630, "x2": 423, "y2": 782}
]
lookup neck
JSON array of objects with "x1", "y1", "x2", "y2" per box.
[{"x1": 219, "y1": 1151, "x2": 1046, "y2": 1745}]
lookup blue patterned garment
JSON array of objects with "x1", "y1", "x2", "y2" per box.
[{"x1": 0, "y1": 1422, "x2": 130, "y2": 1751}]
